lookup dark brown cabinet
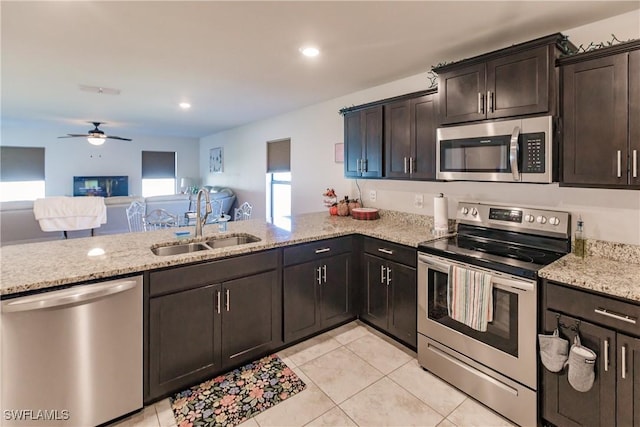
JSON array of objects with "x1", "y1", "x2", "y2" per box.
[
  {"x1": 360, "y1": 237, "x2": 417, "y2": 348},
  {"x1": 542, "y1": 280, "x2": 640, "y2": 427},
  {"x1": 435, "y1": 34, "x2": 566, "y2": 125},
  {"x1": 385, "y1": 92, "x2": 437, "y2": 180},
  {"x1": 344, "y1": 105, "x2": 383, "y2": 178},
  {"x1": 146, "y1": 250, "x2": 281, "y2": 402},
  {"x1": 559, "y1": 42, "x2": 640, "y2": 189},
  {"x1": 283, "y1": 237, "x2": 355, "y2": 343}
]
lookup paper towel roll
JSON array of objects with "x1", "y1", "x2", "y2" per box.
[{"x1": 434, "y1": 194, "x2": 449, "y2": 232}]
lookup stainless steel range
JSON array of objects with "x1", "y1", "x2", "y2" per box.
[{"x1": 417, "y1": 201, "x2": 571, "y2": 427}]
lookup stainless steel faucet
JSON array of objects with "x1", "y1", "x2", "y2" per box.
[{"x1": 195, "y1": 188, "x2": 212, "y2": 238}]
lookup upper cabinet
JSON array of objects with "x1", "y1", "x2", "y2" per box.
[
  {"x1": 435, "y1": 33, "x2": 571, "y2": 125},
  {"x1": 344, "y1": 105, "x2": 383, "y2": 178},
  {"x1": 385, "y1": 92, "x2": 437, "y2": 180},
  {"x1": 559, "y1": 41, "x2": 640, "y2": 189}
]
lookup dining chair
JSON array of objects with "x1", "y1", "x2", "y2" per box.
[
  {"x1": 145, "y1": 209, "x2": 178, "y2": 230},
  {"x1": 234, "y1": 202, "x2": 253, "y2": 221},
  {"x1": 126, "y1": 200, "x2": 147, "y2": 232}
]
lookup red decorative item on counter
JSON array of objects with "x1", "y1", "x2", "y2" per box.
[{"x1": 351, "y1": 207, "x2": 380, "y2": 220}]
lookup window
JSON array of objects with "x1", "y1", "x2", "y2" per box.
[
  {"x1": 141, "y1": 151, "x2": 176, "y2": 197},
  {"x1": 266, "y1": 139, "x2": 291, "y2": 229},
  {"x1": 0, "y1": 146, "x2": 45, "y2": 201}
]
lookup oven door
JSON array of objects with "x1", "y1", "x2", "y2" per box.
[{"x1": 417, "y1": 252, "x2": 537, "y2": 389}]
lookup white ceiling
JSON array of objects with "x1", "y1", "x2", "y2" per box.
[{"x1": 2, "y1": 1, "x2": 639, "y2": 139}]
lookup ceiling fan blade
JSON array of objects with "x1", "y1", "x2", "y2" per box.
[
  {"x1": 105, "y1": 135, "x2": 132, "y2": 141},
  {"x1": 58, "y1": 134, "x2": 90, "y2": 138}
]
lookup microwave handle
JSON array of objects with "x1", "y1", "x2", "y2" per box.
[{"x1": 509, "y1": 126, "x2": 521, "y2": 181}]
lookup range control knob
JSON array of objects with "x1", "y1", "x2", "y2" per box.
[
  {"x1": 536, "y1": 215, "x2": 547, "y2": 224},
  {"x1": 470, "y1": 208, "x2": 478, "y2": 217},
  {"x1": 461, "y1": 207, "x2": 469, "y2": 215},
  {"x1": 524, "y1": 214, "x2": 535, "y2": 223},
  {"x1": 549, "y1": 217, "x2": 560, "y2": 226}
]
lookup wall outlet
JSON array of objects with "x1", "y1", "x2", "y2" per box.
[
  {"x1": 369, "y1": 190, "x2": 377, "y2": 202},
  {"x1": 414, "y1": 194, "x2": 424, "y2": 208}
]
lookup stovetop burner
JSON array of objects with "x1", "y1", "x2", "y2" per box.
[{"x1": 418, "y1": 202, "x2": 571, "y2": 280}]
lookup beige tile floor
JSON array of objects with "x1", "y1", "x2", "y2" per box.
[{"x1": 111, "y1": 321, "x2": 516, "y2": 427}]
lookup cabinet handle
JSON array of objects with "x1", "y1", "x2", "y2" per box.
[
  {"x1": 633, "y1": 150, "x2": 637, "y2": 178},
  {"x1": 604, "y1": 338, "x2": 609, "y2": 372},
  {"x1": 594, "y1": 308, "x2": 637, "y2": 324},
  {"x1": 378, "y1": 248, "x2": 394, "y2": 255},
  {"x1": 487, "y1": 91, "x2": 494, "y2": 113},
  {"x1": 316, "y1": 267, "x2": 322, "y2": 285},
  {"x1": 404, "y1": 157, "x2": 408, "y2": 174},
  {"x1": 216, "y1": 290, "x2": 221, "y2": 314},
  {"x1": 617, "y1": 150, "x2": 622, "y2": 178},
  {"x1": 621, "y1": 345, "x2": 627, "y2": 380},
  {"x1": 225, "y1": 289, "x2": 230, "y2": 311},
  {"x1": 380, "y1": 265, "x2": 386, "y2": 284},
  {"x1": 386, "y1": 266, "x2": 392, "y2": 286},
  {"x1": 315, "y1": 248, "x2": 331, "y2": 254},
  {"x1": 478, "y1": 92, "x2": 484, "y2": 114},
  {"x1": 410, "y1": 157, "x2": 414, "y2": 173},
  {"x1": 363, "y1": 158, "x2": 368, "y2": 172},
  {"x1": 322, "y1": 264, "x2": 327, "y2": 283},
  {"x1": 356, "y1": 158, "x2": 361, "y2": 174}
]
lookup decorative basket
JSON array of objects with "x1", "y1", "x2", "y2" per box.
[{"x1": 351, "y1": 207, "x2": 379, "y2": 220}]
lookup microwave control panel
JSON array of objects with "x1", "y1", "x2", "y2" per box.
[{"x1": 521, "y1": 132, "x2": 545, "y2": 173}]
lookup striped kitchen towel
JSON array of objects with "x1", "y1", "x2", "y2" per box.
[{"x1": 447, "y1": 265, "x2": 494, "y2": 332}]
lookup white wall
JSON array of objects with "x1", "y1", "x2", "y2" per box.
[
  {"x1": 1, "y1": 124, "x2": 200, "y2": 197},
  {"x1": 201, "y1": 10, "x2": 640, "y2": 245}
]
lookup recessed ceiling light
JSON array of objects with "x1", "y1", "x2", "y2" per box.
[
  {"x1": 179, "y1": 102, "x2": 191, "y2": 109},
  {"x1": 300, "y1": 46, "x2": 320, "y2": 57}
]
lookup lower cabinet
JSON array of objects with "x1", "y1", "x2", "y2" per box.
[
  {"x1": 360, "y1": 237, "x2": 417, "y2": 348},
  {"x1": 146, "y1": 250, "x2": 281, "y2": 402},
  {"x1": 542, "y1": 280, "x2": 640, "y2": 427},
  {"x1": 283, "y1": 237, "x2": 355, "y2": 343}
]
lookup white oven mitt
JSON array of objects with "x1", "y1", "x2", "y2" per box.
[
  {"x1": 538, "y1": 328, "x2": 569, "y2": 372},
  {"x1": 566, "y1": 335, "x2": 597, "y2": 392}
]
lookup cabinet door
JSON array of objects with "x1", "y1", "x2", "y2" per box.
[
  {"x1": 283, "y1": 261, "x2": 320, "y2": 342},
  {"x1": 387, "y1": 261, "x2": 417, "y2": 348},
  {"x1": 410, "y1": 93, "x2": 437, "y2": 180},
  {"x1": 438, "y1": 63, "x2": 486, "y2": 124},
  {"x1": 562, "y1": 53, "x2": 629, "y2": 186},
  {"x1": 361, "y1": 105, "x2": 383, "y2": 178},
  {"x1": 344, "y1": 110, "x2": 363, "y2": 177},
  {"x1": 542, "y1": 310, "x2": 616, "y2": 427},
  {"x1": 321, "y1": 252, "x2": 352, "y2": 329},
  {"x1": 629, "y1": 50, "x2": 640, "y2": 187},
  {"x1": 486, "y1": 46, "x2": 549, "y2": 119},
  {"x1": 617, "y1": 333, "x2": 640, "y2": 427},
  {"x1": 361, "y1": 253, "x2": 388, "y2": 330},
  {"x1": 221, "y1": 270, "x2": 281, "y2": 369},
  {"x1": 385, "y1": 99, "x2": 412, "y2": 178},
  {"x1": 149, "y1": 284, "x2": 222, "y2": 399}
]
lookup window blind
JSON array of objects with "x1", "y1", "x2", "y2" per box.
[
  {"x1": 267, "y1": 138, "x2": 290, "y2": 173},
  {"x1": 0, "y1": 146, "x2": 45, "y2": 181},
  {"x1": 141, "y1": 151, "x2": 176, "y2": 179}
]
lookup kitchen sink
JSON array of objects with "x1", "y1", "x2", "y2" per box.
[
  {"x1": 151, "y1": 234, "x2": 261, "y2": 256},
  {"x1": 205, "y1": 234, "x2": 261, "y2": 248}
]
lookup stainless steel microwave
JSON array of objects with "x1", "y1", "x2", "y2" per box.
[{"x1": 436, "y1": 116, "x2": 555, "y2": 183}]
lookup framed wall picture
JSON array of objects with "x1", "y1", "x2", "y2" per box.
[{"x1": 209, "y1": 147, "x2": 223, "y2": 173}]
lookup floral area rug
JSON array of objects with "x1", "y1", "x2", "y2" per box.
[{"x1": 170, "y1": 354, "x2": 306, "y2": 427}]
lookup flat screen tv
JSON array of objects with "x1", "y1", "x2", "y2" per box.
[{"x1": 73, "y1": 176, "x2": 128, "y2": 197}]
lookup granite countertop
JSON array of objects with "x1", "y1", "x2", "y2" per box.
[
  {"x1": 539, "y1": 240, "x2": 640, "y2": 304},
  {"x1": 0, "y1": 210, "x2": 446, "y2": 296}
]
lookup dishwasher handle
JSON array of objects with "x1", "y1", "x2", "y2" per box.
[{"x1": 2, "y1": 278, "x2": 140, "y2": 313}]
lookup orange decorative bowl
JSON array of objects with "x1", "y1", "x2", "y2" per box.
[{"x1": 351, "y1": 207, "x2": 379, "y2": 220}]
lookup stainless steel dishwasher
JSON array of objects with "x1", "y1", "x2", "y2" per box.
[{"x1": 1, "y1": 276, "x2": 143, "y2": 427}]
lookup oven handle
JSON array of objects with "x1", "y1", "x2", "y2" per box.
[{"x1": 418, "y1": 253, "x2": 535, "y2": 293}]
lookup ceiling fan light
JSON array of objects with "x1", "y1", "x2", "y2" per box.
[{"x1": 87, "y1": 136, "x2": 106, "y2": 145}]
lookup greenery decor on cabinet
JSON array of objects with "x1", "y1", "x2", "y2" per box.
[{"x1": 558, "y1": 40, "x2": 640, "y2": 189}]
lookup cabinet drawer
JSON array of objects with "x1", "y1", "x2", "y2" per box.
[
  {"x1": 363, "y1": 237, "x2": 416, "y2": 267},
  {"x1": 283, "y1": 237, "x2": 352, "y2": 266},
  {"x1": 546, "y1": 281, "x2": 640, "y2": 337},
  {"x1": 150, "y1": 250, "x2": 279, "y2": 297}
]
